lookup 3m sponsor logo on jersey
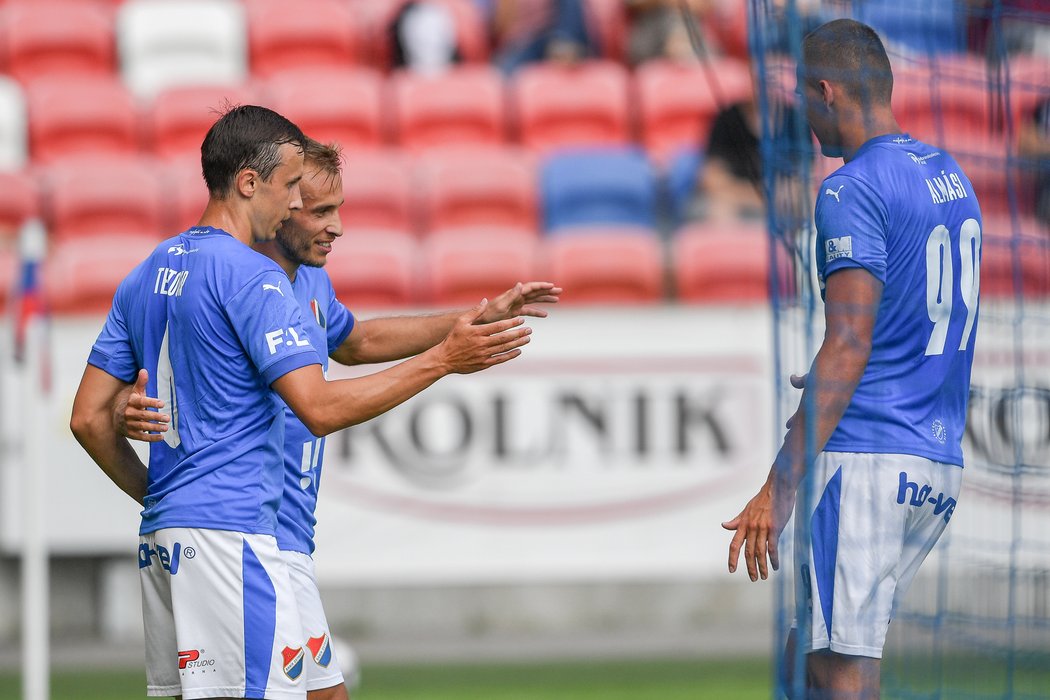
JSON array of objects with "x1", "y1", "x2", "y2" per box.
[
  {"x1": 307, "y1": 634, "x2": 332, "y2": 667},
  {"x1": 153, "y1": 267, "x2": 189, "y2": 297},
  {"x1": 138, "y1": 541, "x2": 184, "y2": 574},
  {"x1": 265, "y1": 327, "x2": 312, "y2": 354},
  {"x1": 282, "y1": 646, "x2": 305, "y2": 680},
  {"x1": 825, "y1": 236, "x2": 853, "y2": 262},
  {"x1": 897, "y1": 471, "x2": 956, "y2": 523},
  {"x1": 177, "y1": 649, "x2": 216, "y2": 671}
]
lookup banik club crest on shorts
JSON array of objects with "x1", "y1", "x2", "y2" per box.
[
  {"x1": 307, "y1": 633, "x2": 332, "y2": 667},
  {"x1": 282, "y1": 645, "x2": 305, "y2": 680}
]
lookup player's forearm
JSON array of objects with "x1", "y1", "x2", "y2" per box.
[
  {"x1": 332, "y1": 313, "x2": 459, "y2": 365},
  {"x1": 70, "y1": 413, "x2": 148, "y2": 503}
]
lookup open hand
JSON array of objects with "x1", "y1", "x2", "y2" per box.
[
  {"x1": 722, "y1": 479, "x2": 795, "y2": 582},
  {"x1": 478, "y1": 282, "x2": 562, "y2": 323},
  {"x1": 440, "y1": 300, "x2": 532, "y2": 374}
]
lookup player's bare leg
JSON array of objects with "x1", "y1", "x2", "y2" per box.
[
  {"x1": 806, "y1": 650, "x2": 880, "y2": 699},
  {"x1": 309, "y1": 683, "x2": 349, "y2": 700}
]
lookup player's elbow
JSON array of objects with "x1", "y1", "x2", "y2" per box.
[{"x1": 69, "y1": 404, "x2": 104, "y2": 446}]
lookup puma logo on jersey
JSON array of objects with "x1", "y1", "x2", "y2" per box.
[
  {"x1": 262, "y1": 281, "x2": 284, "y2": 296},
  {"x1": 825, "y1": 185, "x2": 844, "y2": 202}
]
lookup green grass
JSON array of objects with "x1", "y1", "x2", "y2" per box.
[{"x1": 0, "y1": 657, "x2": 772, "y2": 700}]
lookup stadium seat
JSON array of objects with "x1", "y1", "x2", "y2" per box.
[
  {"x1": 892, "y1": 64, "x2": 993, "y2": 146},
  {"x1": 390, "y1": 66, "x2": 508, "y2": 152},
  {"x1": 980, "y1": 216, "x2": 1050, "y2": 299},
  {"x1": 26, "y1": 75, "x2": 139, "y2": 164},
  {"x1": 0, "y1": 1, "x2": 115, "y2": 83},
  {"x1": 324, "y1": 230, "x2": 418, "y2": 308},
  {"x1": 0, "y1": 171, "x2": 39, "y2": 242},
  {"x1": 362, "y1": 0, "x2": 489, "y2": 69},
  {"x1": 664, "y1": 147, "x2": 704, "y2": 227},
  {"x1": 672, "y1": 221, "x2": 770, "y2": 303},
  {"x1": 162, "y1": 157, "x2": 208, "y2": 234},
  {"x1": 416, "y1": 147, "x2": 538, "y2": 234},
  {"x1": 44, "y1": 234, "x2": 159, "y2": 315},
  {"x1": 340, "y1": 150, "x2": 415, "y2": 233},
  {"x1": 511, "y1": 61, "x2": 631, "y2": 152},
  {"x1": 542, "y1": 227, "x2": 665, "y2": 304},
  {"x1": 42, "y1": 155, "x2": 164, "y2": 242},
  {"x1": 247, "y1": 0, "x2": 360, "y2": 77},
  {"x1": 117, "y1": 0, "x2": 247, "y2": 100},
  {"x1": 420, "y1": 229, "x2": 540, "y2": 306},
  {"x1": 0, "y1": 75, "x2": 27, "y2": 170},
  {"x1": 634, "y1": 58, "x2": 753, "y2": 161},
  {"x1": 147, "y1": 84, "x2": 257, "y2": 160},
  {"x1": 261, "y1": 67, "x2": 386, "y2": 149},
  {"x1": 540, "y1": 148, "x2": 657, "y2": 232}
]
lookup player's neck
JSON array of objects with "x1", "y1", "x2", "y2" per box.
[
  {"x1": 253, "y1": 240, "x2": 300, "y2": 283},
  {"x1": 841, "y1": 109, "x2": 902, "y2": 162},
  {"x1": 197, "y1": 200, "x2": 253, "y2": 246}
]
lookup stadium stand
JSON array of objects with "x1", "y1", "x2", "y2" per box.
[
  {"x1": 542, "y1": 227, "x2": 665, "y2": 304},
  {"x1": 583, "y1": 0, "x2": 628, "y2": 62},
  {"x1": 26, "y1": 75, "x2": 138, "y2": 164},
  {"x1": 43, "y1": 234, "x2": 159, "y2": 315},
  {"x1": 0, "y1": 1, "x2": 115, "y2": 84},
  {"x1": 672, "y1": 221, "x2": 770, "y2": 303},
  {"x1": 0, "y1": 243, "x2": 12, "y2": 308},
  {"x1": 663, "y1": 147, "x2": 704, "y2": 227},
  {"x1": 540, "y1": 148, "x2": 657, "y2": 232},
  {"x1": 511, "y1": 60, "x2": 631, "y2": 152},
  {"x1": 0, "y1": 171, "x2": 38, "y2": 242},
  {"x1": 0, "y1": 75, "x2": 26, "y2": 170},
  {"x1": 364, "y1": 0, "x2": 489, "y2": 69},
  {"x1": 339, "y1": 149, "x2": 415, "y2": 233},
  {"x1": 389, "y1": 65, "x2": 508, "y2": 152},
  {"x1": 416, "y1": 146, "x2": 538, "y2": 234},
  {"x1": 980, "y1": 215, "x2": 1050, "y2": 298},
  {"x1": 262, "y1": 67, "x2": 386, "y2": 149},
  {"x1": 420, "y1": 228, "x2": 540, "y2": 305},
  {"x1": 324, "y1": 229, "x2": 418, "y2": 308},
  {"x1": 163, "y1": 157, "x2": 209, "y2": 234},
  {"x1": 146, "y1": 84, "x2": 258, "y2": 160},
  {"x1": 117, "y1": 0, "x2": 247, "y2": 100},
  {"x1": 41, "y1": 155, "x2": 164, "y2": 242},
  {"x1": 246, "y1": 0, "x2": 360, "y2": 77}
]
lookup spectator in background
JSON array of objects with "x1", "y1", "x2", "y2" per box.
[
  {"x1": 1019, "y1": 97, "x2": 1050, "y2": 225},
  {"x1": 492, "y1": 0, "x2": 598, "y2": 73},
  {"x1": 626, "y1": 0, "x2": 724, "y2": 67},
  {"x1": 391, "y1": 1, "x2": 460, "y2": 75}
]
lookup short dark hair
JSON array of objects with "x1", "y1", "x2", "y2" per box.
[
  {"x1": 802, "y1": 19, "x2": 893, "y2": 105},
  {"x1": 302, "y1": 137, "x2": 344, "y2": 189},
  {"x1": 201, "y1": 105, "x2": 306, "y2": 198}
]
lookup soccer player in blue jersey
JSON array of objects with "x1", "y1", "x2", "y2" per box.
[
  {"x1": 722, "y1": 19, "x2": 982, "y2": 699},
  {"x1": 117, "y1": 136, "x2": 561, "y2": 700},
  {"x1": 70, "y1": 107, "x2": 534, "y2": 700}
]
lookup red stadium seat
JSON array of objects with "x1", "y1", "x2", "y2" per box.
[
  {"x1": 340, "y1": 149, "x2": 415, "y2": 233},
  {"x1": 162, "y1": 157, "x2": 208, "y2": 234},
  {"x1": 262, "y1": 67, "x2": 386, "y2": 149},
  {"x1": 980, "y1": 216, "x2": 1050, "y2": 299},
  {"x1": 146, "y1": 84, "x2": 257, "y2": 160},
  {"x1": 1, "y1": 1, "x2": 115, "y2": 83},
  {"x1": 511, "y1": 61, "x2": 631, "y2": 153},
  {"x1": 324, "y1": 230, "x2": 418, "y2": 308},
  {"x1": 26, "y1": 75, "x2": 139, "y2": 164},
  {"x1": 542, "y1": 227, "x2": 665, "y2": 304},
  {"x1": 0, "y1": 171, "x2": 39, "y2": 242},
  {"x1": 44, "y1": 234, "x2": 159, "y2": 315},
  {"x1": 42, "y1": 155, "x2": 164, "y2": 242},
  {"x1": 672, "y1": 221, "x2": 770, "y2": 303},
  {"x1": 893, "y1": 64, "x2": 994, "y2": 146},
  {"x1": 247, "y1": 0, "x2": 360, "y2": 77},
  {"x1": 420, "y1": 228, "x2": 540, "y2": 306},
  {"x1": 635, "y1": 58, "x2": 753, "y2": 161},
  {"x1": 390, "y1": 66, "x2": 507, "y2": 152},
  {"x1": 416, "y1": 147, "x2": 537, "y2": 234}
]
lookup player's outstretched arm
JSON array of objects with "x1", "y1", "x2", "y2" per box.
[
  {"x1": 114, "y1": 369, "x2": 170, "y2": 443},
  {"x1": 723, "y1": 268, "x2": 881, "y2": 582},
  {"x1": 276, "y1": 300, "x2": 531, "y2": 437},
  {"x1": 330, "y1": 282, "x2": 561, "y2": 366},
  {"x1": 70, "y1": 365, "x2": 149, "y2": 503}
]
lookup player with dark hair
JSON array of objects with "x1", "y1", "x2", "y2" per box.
[
  {"x1": 70, "y1": 106, "x2": 535, "y2": 700},
  {"x1": 723, "y1": 19, "x2": 982, "y2": 699},
  {"x1": 116, "y1": 136, "x2": 561, "y2": 700}
]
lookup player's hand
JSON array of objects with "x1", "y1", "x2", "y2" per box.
[
  {"x1": 784, "y1": 373, "x2": 807, "y2": 429},
  {"x1": 477, "y1": 282, "x2": 562, "y2": 323},
  {"x1": 115, "y1": 369, "x2": 170, "y2": 443},
  {"x1": 722, "y1": 478, "x2": 795, "y2": 582},
  {"x1": 439, "y1": 299, "x2": 532, "y2": 374}
]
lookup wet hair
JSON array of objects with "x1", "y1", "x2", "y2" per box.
[
  {"x1": 302, "y1": 137, "x2": 344, "y2": 189},
  {"x1": 201, "y1": 105, "x2": 306, "y2": 198},
  {"x1": 801, "y1": 19, "x2": 893, "y2": 106}
]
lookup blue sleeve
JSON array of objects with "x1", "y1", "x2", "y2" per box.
[
  {"x1": 815, "y1": 174, "x2": 888, "y2": 289},
  {"x1": 87, "y1": 283, "x2": 138, "y2": 383},
  {"x1": 225, "y1": 269, "x2": 322, "y2": 385},
  {"x1": 324, "y1": 277, "x2": 355, "y2": 353}
]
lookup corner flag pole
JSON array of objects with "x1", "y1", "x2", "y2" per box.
[{"x1": 17, "y1": 218, "x2": 50, "y2": 700}]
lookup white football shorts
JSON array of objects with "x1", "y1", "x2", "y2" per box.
[
  {"x1": 281, "y1": 550, "x2": 345, "y2": 692},
  {"x1": 793, "y1": 452, "x2": 962, "y2": 659},
  {"x1": 139, "y1": 528, "x2": 305, "y2": 699}
]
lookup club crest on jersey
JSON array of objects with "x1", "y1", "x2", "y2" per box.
[
  {"x1": 282, "y1": 646, "x2": 305, "y2": 680},
  {"x1": 307, "y1": 634, "x2": 332, "y2": 667},
  {"x1": 310, "y1": 299, "x2": 326, "y2": 329},
  {"x1": 825, "y1": 236, "x2": 853, "y2": 262}
]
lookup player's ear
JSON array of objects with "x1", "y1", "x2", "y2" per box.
[
  {"x1": 235, "y1": 169, "x2": 257, "y2": 199},
  {"x1": 820, "y1": 80, "x2": 835, "y2": 110}
]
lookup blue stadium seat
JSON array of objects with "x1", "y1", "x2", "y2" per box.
[
  {"x1": 540, "y1": 148, "x2": 658, "y2": 233},
  {"x1": 663, "y1": 147, "x2": 704, "y2": 228}
]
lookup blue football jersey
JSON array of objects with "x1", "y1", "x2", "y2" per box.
[
  {"x1": 275, "y1": 265, "x2": 355, "y2": 555},
  {"x1": 88, "y1": 227, "x2": 323, "y2": 536},
  {"x1": 815, "y1": 134, "x2": 982, "y2": 466}
]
